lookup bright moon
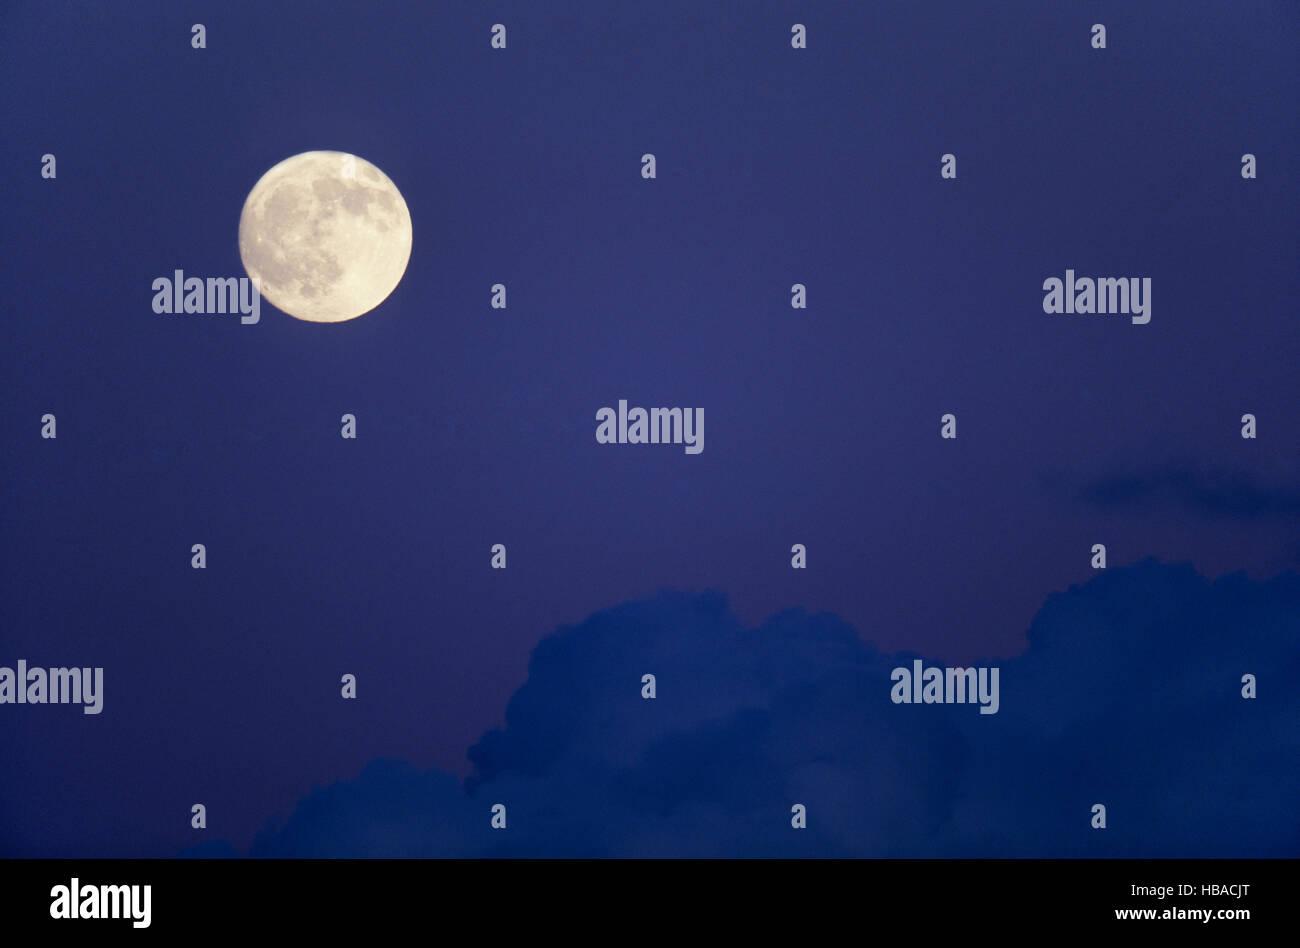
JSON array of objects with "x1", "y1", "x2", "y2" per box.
[{"x1": 238, "y1": 151, "x2": 412, "y2": 323}]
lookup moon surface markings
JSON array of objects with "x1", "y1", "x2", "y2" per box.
[{"x1": 238, "y1": 151, "x2": 412, "y2": 323}]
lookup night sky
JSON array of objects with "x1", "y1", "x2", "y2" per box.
[{"x1": 1, "y1": 0, "x2": 1296, "y2": 857}]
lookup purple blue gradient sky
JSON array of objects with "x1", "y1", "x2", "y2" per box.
[{"x1": 1, "y1": 0, "x2": 1295, "y2": 855}]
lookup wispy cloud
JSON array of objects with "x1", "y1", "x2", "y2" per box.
[{"x1": 1079, "y1": 465, "x2": 1300, "y2": 520}]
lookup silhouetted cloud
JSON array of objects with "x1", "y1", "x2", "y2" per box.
[
  {"x1": 1079, "y1": 465, "x2": 1300, "y2": 520},
  {"x1": 206, "y1": 562, "x2": 1299, "y2": 857}
]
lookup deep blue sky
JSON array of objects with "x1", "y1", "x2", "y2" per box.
[{"x1": 1, "y1": 0, "x2": 1296, "y2": 857}]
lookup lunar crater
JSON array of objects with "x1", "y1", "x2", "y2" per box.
[{"x1": 239, "y1": 151, "x2": 412, "y2": 323}]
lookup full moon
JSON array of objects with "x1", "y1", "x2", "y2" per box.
[{"x1": 238, "y1": 151, "x2": 412, "y2": 323}]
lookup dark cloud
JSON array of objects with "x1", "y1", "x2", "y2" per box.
[
  {"x1": 1079, "y1": 465, "x2": 1300, "y2": 521},
  {"x1": 201, "y1": 562, "x2": 1299, "y2": 857}
]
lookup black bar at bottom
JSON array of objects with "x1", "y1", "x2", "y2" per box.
[{"x1": 0, "y1": 858, "x2": 1287, "y2": 935}]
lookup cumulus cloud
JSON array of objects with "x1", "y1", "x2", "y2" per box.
[{"x1": 196, "y1": 561, "x2": 1299, "y2": 857}]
